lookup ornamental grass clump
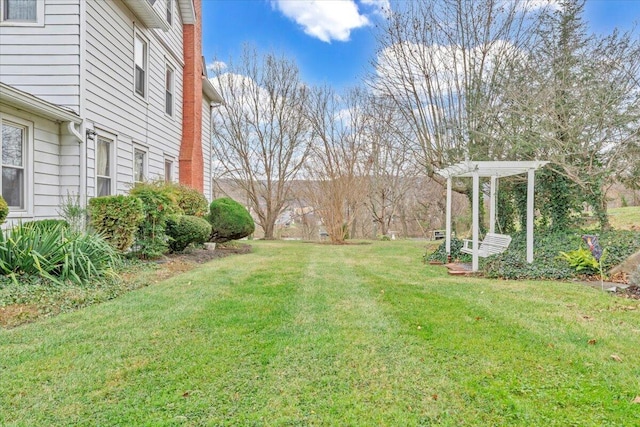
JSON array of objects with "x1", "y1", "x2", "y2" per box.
[{"x1": 0, "y1": 222, "x2": 119, "y2": 286}]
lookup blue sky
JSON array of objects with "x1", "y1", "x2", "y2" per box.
[{"x1": 202, "y1": 0, "x2": 640, "y2": 90}]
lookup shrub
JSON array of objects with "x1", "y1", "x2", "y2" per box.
[
  {"x1": 426, "y1": 237, "x2": 471, "y2": 264},
  {"x1": 166, "y1": 215, "x2": 212, "y2": 252},
  {"x1": 0, "y1": 196, "x2": 8, "y2": 224},
  {"x1": 207, "y1": 197, "x2": 255, "y2": 243},
  {"x1": 0, "y1": 223, "x2": 119, "y2": 285},
  {"x1": 89, "y1": 195, "x2": 145, "y2": 252},
  {"x1": 168, "y1": 183, "x2": 209, "y2": 217},
  {"x1": 129, "y1": 182, "x2": 179, "y2": 259}
]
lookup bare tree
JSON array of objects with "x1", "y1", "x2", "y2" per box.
[
  {"x1": 370, "y1": 0, "x2": 542, "y2": 186},
  {"x1": 210, "y1": 47, "x2": 311, "y2": 239},
  {"x1": 304, "y1": 86, "x2": 372, "y2": 243},
  {"x1": 365, "y1": 96, "x2": 421, "y2": 237}
]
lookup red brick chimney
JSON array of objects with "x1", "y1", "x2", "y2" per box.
[{"x1": 180, "y1": 0, "x2": 204, "y2": 191}]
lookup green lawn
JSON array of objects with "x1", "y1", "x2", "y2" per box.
[
  {"x1": 609, "y1": 206, "x2": 640, "y2": 230},
  {"x1": 1, "y1": 241, "x2": 639, "y2": 426}
]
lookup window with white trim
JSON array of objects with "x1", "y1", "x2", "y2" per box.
[
  {"x1": 166, "y1": 0, "x2": 172, "y2": 26},
  {"x1": 134, "y1": 33, "x2": 148, "y2": 98},
  {"x1": 0, "y1": 0, "x2": 42, "y2": 25},
  {"x1": 1, "y1": 119, "x2": 26, "y2": 209},
  {"x1": 133, "y1": 148, "x2": 147, "y2": 183},
  {"x1": 164, "y1": 158, "x2": 173, "y2": 183},
  {"x1": 165, "y1": 64, "x2": 174, "y2": 116},
  {"x1": 96, "y1": 136, "x2": 113, "y2": 196}
]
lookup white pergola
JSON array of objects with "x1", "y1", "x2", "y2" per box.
[{"x1": 436, "y1": 161, "x2": 549, "y2": 272}]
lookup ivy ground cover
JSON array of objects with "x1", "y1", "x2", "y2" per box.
[{"x1": 1, "y1": 241, "x2": 639, "y2": 425}]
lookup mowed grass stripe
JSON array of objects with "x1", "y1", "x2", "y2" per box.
[
  {"x1": 349, "y1": 247, "x2": 640, "y2": 425},
  {"x1": 1, "y1": 240, "x2": 639, "y2": 426}
]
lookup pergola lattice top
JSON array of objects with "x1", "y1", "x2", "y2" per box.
[{"x1": 437, "y1": 161, "x2": 549, "y2": 179}]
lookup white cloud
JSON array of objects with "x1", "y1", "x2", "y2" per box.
[
  {"x1": 206, "y1": 61, "x2": 227, "y2": 73},
  {"x1": 271, "y1": 0, "x2": 370, "y2": 43},
  {"x1": 360, "y1": 0, "x2": 391, "y2": 17}
]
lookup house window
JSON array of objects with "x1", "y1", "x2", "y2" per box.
[
  {"x1": 165, "y1": 65, "x2": 174, "y2": 116},
  {"x1": 1, "y1": 120, "x2": 26, "y2": 209},
  {"x1": 164, "y1": 158, "x2": 173, "y2": 183},
  {"x1": 166, "y1": 0, "x2": 172, "y2": 26},
  {"x1": 134, "y1": 148, "x2": 146, "y2": 183},
  {"x1": 96, "y1": 137, "x2": 113, "y2": 196},
  {"x1": 134, "y1": 34, "x2": 147, "y2": 97},
  {"x1": 1, "y1": 0, "x2": 36, "y2": 22}
]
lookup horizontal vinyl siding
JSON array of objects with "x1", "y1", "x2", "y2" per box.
[
  {"x1": 0, "y1": 0, "x2": 81, "y2": 113},
  {"x1": 0, "y1": 104, "x2": 81, "y2": 221},
  {"x1": 85, "y1": 0, "x2": 183, "y2": 197}
]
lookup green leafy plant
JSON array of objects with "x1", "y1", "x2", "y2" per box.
[
  {"x1": 0, "y1": 222, "x2": 119, "y2": 285},
  {"x1": 165, "y1": 215, "x2": 212, "y2": 253},
  {"x1": 558, "y1": 248, "x2": 601, "y2": 274},
  {"x1": 130, "y1": 181, "x2": 179, "y2": 259},
  {"x1": 89, "y1": 195, "x2": 145, "y2": 252},
  {"x1": 207, "y1": 197, "x2": 255, "y2": 243},
  {"x1": 58, "y1": 192, "x2": 87, "y2": 233},
  {"x1": 0, "y1": 195, "x2": 8, "y2": 224},
  {"x1": 168, "y1": 183, "x2": 209, "y2": 217}
]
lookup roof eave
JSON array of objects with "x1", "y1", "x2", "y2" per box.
[
  {"x1": 177, "y1": 0, "x2": 196, "y2": 24},
  {"x1": 202, "y1": 78, "x2": 224, "y2": 104},
  {"x1": 0, "y1": 82, "x2": 82, "y2": 124},
  {"x1": 123, "y1": 0, "x2": 171, "y2": 32}
]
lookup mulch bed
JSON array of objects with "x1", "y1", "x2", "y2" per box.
[{"x1": 617, "y1": 285, "x2": 640, "y2": 300}]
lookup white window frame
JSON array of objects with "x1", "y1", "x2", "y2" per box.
[
  {"x1": 165, "y1": 61, "x2": 175, "y2": 117},
  {"x1": 0, "y1": 112, "x2": 33, "y2": 216},
  {"x1": 95, "y1": 132, "x2": 115, "y2": 197},
  {"x1": 133, "y1": 145, "x2": 148, "y2": 184},
  {"x1": 0, "y1": 0, "x2": 44, "y2": 27},
  {"x1": 166, "y1": 0, "x2": 172, "y2": 26},
  {"x1": 133, "y1": 30, "x2": 149, "y2": 99},
  {"x1": 164, "y1": 156, "x2": 174, "y2": 183}
]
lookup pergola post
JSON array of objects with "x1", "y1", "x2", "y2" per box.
[
  {"x1": 446, "y1": 177, "x2": 452, "y2": 258},
  {"x1": 489, "y1": 176, "x2": 497, "y2": 234},
  {"x1": 472, "y1": 171, "x2": 479, "y2": 272},
  {"x1": 527, "y1": 168, "x2": 535, "y2": 263}
]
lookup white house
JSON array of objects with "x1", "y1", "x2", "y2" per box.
[{"x1": 0, "y1": 0, "x2": 222, "y2": 222}]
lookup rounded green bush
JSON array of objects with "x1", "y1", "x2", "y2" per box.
[
  {"x1": 0, "y1": 196, "x2": 8, "y2": 224},
  {"x1": 207, "y1": 197, "x2": 255, "y2": 243},
  {"x1": 88, "y1": 195, "x2": 145, "y2": 252},
  {"x1": 169, "y1": 184, "x2": 209, "y2": 217},
  {"x1": 166, "y1": 215, "x2": 212, "y2": 253}
]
